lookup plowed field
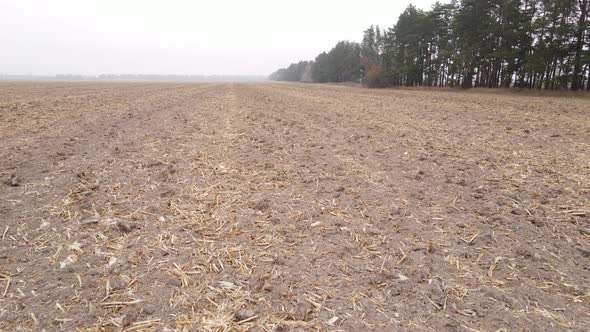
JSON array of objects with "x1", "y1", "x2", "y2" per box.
[{"x1": 1, "y1": 81, "x2": 589, "y2": 331}]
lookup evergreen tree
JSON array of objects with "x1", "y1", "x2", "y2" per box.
[{"x1": 270, "y1": 0, "x2": 590, "y2": 90}]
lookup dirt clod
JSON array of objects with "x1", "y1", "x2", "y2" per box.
[
  {"x1": 234, "y1": 308, "x2": 257, "y2": 321},
  {"x1": 250, "y1": 199, "x2": 270, "y2": 211},
  {"x1": 116, "y1": 220, "x2": 138, "y2": 233},
  {"x1": 5, "y1": 174, "x2": 21, "y2": 187}
]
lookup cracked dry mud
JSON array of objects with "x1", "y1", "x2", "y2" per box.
[{"x1": 0, "y1": 81, "x2": 589, "y2": 331}]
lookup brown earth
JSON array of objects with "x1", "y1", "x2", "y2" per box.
[{"x1": 0, "y1": 81, "x2": 589, "y2": 331}]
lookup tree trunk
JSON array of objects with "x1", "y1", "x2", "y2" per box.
[
  {"x1": 572, "y1": 0, "x2": 589, "y2": 90},
  {"x1": 462, "y1": 62, "x2": 474, "y2": 89}
]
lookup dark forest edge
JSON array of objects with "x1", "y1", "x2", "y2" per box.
[{"x1": 269, "y1": 0, "x2": 590, "y2": 91}]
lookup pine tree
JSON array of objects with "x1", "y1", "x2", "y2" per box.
[{"x1": 270, "y1": 0, "x2": 590, "y2": 90}]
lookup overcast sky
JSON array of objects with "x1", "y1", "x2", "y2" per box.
[{"x1": 1, "y1": 0, "x2": 439, "y2": 76}]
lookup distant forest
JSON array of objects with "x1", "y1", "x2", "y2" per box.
[{"x1": 270, "y1": 0, "x2": 590, "y2": 90}]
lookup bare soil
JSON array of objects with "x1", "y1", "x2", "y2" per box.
[{"x1": 0, "y1": 81, "x2": 589, "y2": 331}]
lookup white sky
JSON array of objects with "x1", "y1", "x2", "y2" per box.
[{"x1": 1, "y1": 0, "x2": 439, "y2": 76}]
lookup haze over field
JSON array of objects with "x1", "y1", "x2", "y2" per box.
[{"x1": 1, "y1": 0, "x2": 437, "y2": 76}]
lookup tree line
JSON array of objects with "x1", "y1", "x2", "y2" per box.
[
  {"x1": 269, "y1": 41, "x2": 362, "y2": 83},
  {"x1": 270, "y1": 0, "x2": 590, "y2": 91}
]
